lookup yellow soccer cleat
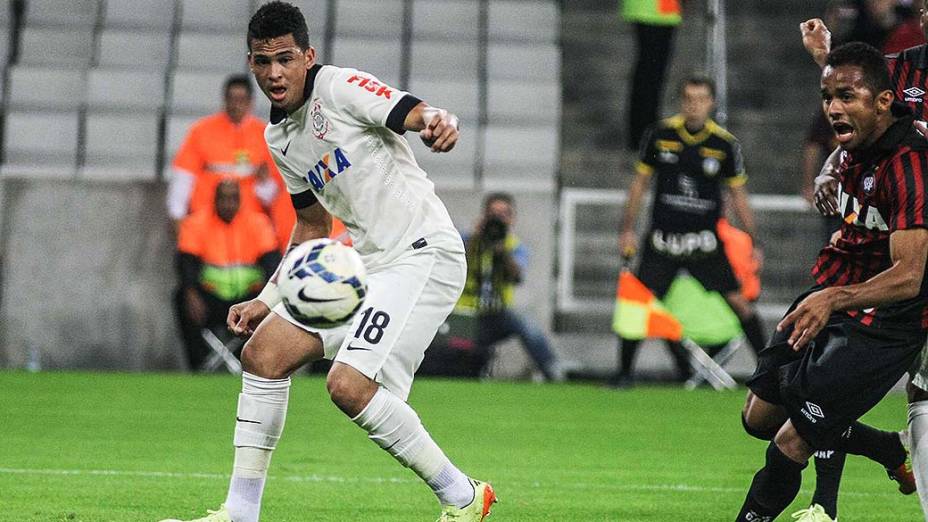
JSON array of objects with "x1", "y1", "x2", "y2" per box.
[
  {"x1": 437, "y1": 479, "x2": 498, "y2": 521},
  {"x1": 790, "y1": 504, "x2": 836, "y2": 522},
  {"x1": 159, "y1": 505, "x2": 232, "y2": 522}
]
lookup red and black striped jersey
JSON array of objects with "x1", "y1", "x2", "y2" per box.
[
  {"x1": 888, "y1": 44, "x2": 928, "y2": 120},
  {"x1": 812, "y1": 115, "x2": 928, "y2": 328}
]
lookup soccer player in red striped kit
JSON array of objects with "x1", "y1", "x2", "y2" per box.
[{"x1": 736, "y1": 42, "x2": 928, "y2": 522}]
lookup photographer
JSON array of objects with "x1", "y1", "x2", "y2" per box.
[{"x1": 458, "y1": 193, "x2": 564, "y2": 381}]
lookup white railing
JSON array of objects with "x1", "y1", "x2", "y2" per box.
[{"x1": 557, "y1": 188, "x2": 812, "y2": 317}]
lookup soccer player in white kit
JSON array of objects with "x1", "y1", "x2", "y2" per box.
[{"x1": 160, "y1": 2, "x2": 497, "y2": 521}]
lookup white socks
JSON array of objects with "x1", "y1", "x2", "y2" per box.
[
  {"x1": 352, "y1": 387, "x2": 474, "y2": 507},
  {"x1": 909, "y1": 400, "x2": 928, "y2": 521},
  {"x1": 226, "y1": 372, "x2": 291, "y2": 522}
]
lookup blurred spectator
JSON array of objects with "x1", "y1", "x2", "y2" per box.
[
  {"x1": 612, "y1": 76, "x2": 766, "y2": 387},
  {"x1": 174, "y1": 179, "x2": 281, "y2": 370},
  {"x1": 826, "y1": 0, "x2": 923, "y2": 51},
  {"x1": 457, "y1": 193, "x2": 565, "y2": 382},
  {"x1": 623, "y1": 0, "x2": 683, "y2": 150},
  {"x1": 883, "y1": 1, "x2": 926, "y2": 52},
  {"x1": 166, "y1": 74, "x2": 295, "y2": 250}
]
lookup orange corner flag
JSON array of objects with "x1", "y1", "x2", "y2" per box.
[{"x1": 612, "y1": 272, "x2": 682, "y2": 341}]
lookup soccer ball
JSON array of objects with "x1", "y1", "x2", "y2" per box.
[{"x1": 278, "y1": 238, "x2": 368, "y2": 328}]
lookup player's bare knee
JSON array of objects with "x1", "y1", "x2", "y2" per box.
[
  {"x1": 240, "y1": 338, "x2": 289, "y2": 379},
  {"x1": 326, "y1": 364, "x2": 377, "y2": 416}
]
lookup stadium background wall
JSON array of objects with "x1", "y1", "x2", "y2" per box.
[{"x1": 0, "y1": 178, "x2": 555, "y2": 375}]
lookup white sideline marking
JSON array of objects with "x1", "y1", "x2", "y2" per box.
[{"x1": 0, "y1": 467, "x2": 903, "y2": 499}]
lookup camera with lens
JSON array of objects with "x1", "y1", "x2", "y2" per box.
[{"x1": 481, "y1": 216, "x2": 508, "y2": 243}]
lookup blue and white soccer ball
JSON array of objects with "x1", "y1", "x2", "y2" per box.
[{"x1": 278, "y1": 238, "x2": 368, "y2": 328}]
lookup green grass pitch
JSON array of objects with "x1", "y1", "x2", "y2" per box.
[{"x1": 0, "y1": 371, "x2": 921, "y2": 521}]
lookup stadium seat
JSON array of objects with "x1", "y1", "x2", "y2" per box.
[
  {"x1": 169, "y1": 71, "x2": 227, "y2": 116},
  {"x1": 97, "y1": 31, "x2": 172, "y2": 70},
  {"x1": 176, "y1": 33, "x2": 249, "y2": 73},
  {"x1": 24, "y1": 0, "x2": 99, "y2": 28},
  {"x1": 412, "y1": 0, "x2": 479, "y2": 41},
  {"x1": 0, "y1": 26, "x2": 9, "y2": 70},
  {"x1": 103, "y1": 0, "x2": 176, "y2": 30},
  {"x1": 82, "y1": 114, "x2": 160, "y2": 180},
  {"x1": 330, "y1": 37, "x2": 402, "y2": 86},
  {"x1": 7, "y1": 66, "x2": 86, "y2": 111},
  {"x1": 488, "y1": 0, "x2": 559, "y2": 43},
  {"x1": 411, "y1": 135, "x2": 477, "y2": 190},
  {"x1": 180, "y1": 0, "x2": 251, "y2": 34},
  {"x1": 0, "y1": 0, "x2": 11, "y2": 27},
  {"x1": 410, "y1": 40, "x2": 479, "y2": 81},
  {"x1": 287, "y1": 0, "x2": 329, "y2": 41},
  {"x1": 18, "y1": 28, "x2": 95, "y2": 66},
  {"x1": 408, "y1": 78, "x2": 479, "y2": 123},
  {"x1": 482, "y1": 125, "x2": 559, "y2": 186},
  {"x1": 488, "y1": 80, "x2": 560, "y2": 125},
  {"x1": 488, "y1": 42, "x2": 560, "y2": 81},
  {"x1": 335, "y1": 0, "x2": 404, "y2": 39},
  {"x1": 87, "y1": 69, "x2": 164, "y2": 112},
  {"x1": 2, "y1": 111, "x2": 79, "y2": 177}
]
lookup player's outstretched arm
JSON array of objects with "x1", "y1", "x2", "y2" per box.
[
  {"x1": 227, "y1": 202, "x2": 332, "y2": 338},
  {"x1": 405, "y1": 103, "x2": 460, "y2": 153},
  {"x1": 777, "y1": 228, "x2": 928, "y2": 349},
  {"x1": 801, "y1": 18, "x2": 832, "y2": 68}
]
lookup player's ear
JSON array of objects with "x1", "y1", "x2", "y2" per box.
[
  {"x1": 875, "y1": 89, "x2": 894, "y2": 113},
  {"x1": 304, "y1": 47, "x2": 316, "y2": 69}
]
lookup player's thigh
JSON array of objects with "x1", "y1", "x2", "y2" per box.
[
  {"x1": 241, "y1": 311, "x2": 326, "y2": 379},
  {"x1": 335, "y1": 248, "x2": 465, "y2": 400},
  {"x1": 743, "y1": 390, "x2": 788, "y2": 430},
  {"x1": 381, "y1": 252, "x2": 466, "y2": 399}
]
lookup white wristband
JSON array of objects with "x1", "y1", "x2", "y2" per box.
[{"x1": 256, "y1": 282, "x2": 282, "y2": 308}]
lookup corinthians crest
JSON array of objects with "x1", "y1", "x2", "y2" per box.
[{"x1": 310, "y1": 98, "x2": 331, "y2": 139}]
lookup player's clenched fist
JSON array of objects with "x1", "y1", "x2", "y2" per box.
[
  {"x1": 227, "y1": 299, "x2": 271, "y2": 338},
  {"x1": 801, "y1": 18, "x2": 831, "y2": 67},
  {"x1": 419, "y1": 107, "x2": 460, "y2": 153}
]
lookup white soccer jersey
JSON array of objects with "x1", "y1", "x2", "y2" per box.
[{"x1": 265, "y1": 64, "x2": 463, "y2": 269}]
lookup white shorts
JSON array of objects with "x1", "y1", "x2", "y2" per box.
[
  {"x1": 912, "y1": 339, "x2": 928, "y2": 391},
  {"x1": 273, "y1": 244, "x2": 466, "y2": 401}
]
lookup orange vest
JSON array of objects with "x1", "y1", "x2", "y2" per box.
[
  {"x1": 173, "y1": 112, "x2": 297, "y2": 251},
  {"x1": 178, "y1": 208, "x2": 279, "y2": 300}
]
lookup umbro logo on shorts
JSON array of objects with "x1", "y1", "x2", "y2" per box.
[{"x1": 803, "y1": 401, "x2": 825, "y2": 419}]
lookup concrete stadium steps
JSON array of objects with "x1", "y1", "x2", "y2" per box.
[{"x1": 560, "y1": 0, "x2": 828, "y2": 193}]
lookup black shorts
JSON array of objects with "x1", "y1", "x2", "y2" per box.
[
  {"x1": 636, "y1": 238, "x2": 740, "y2": 299},
  {"x1": 747, "y1": 289, "x2": 926, "y2": 449}
]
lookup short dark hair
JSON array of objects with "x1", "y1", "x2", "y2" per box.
[
  {"x1": 224, "y1": 74, "x2": 253, "y2": 98},
  {"x1": 247, "y1": 1, "x2": 310, "y2": 51},
  {"x1": 825, "y1": 42, "x2": 892, "y2": 95},
  {"x1": 483, "y1": 192, "x2": 514, "y2": 210},
  {"x1": 681, "y1": 75, "x2": 716, "y2": 99}
]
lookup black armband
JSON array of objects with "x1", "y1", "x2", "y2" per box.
[{"x1": 386, "y1": 95, "x2": 423, "y2": 134}]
